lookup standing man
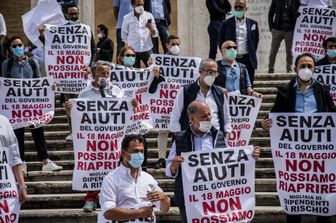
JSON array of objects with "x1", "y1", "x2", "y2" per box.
[
  {"x1": 261, "y1": 53, "x2": 335, "y2": 223},
  {"x1": 317, "y1": 37, "x2": 336, "y2": 66},
  {"x1": 215, "y1": 40, "x2": 262, "y2": 97},
  {"x1": 100, "y1": 134, "x2": 170, "y2": 221},
  {"x1": 96, "y1": 24, "x2": 114, "y2": 62},
  {"x1": 112, "y1": 0, "x2": 133, "y2": 60},
  {"x1": 268, "y1": 0, "x2": 300, "y2": 73},
  {"x1": 206, "y1": 0, "x2": 231, "y2": 60},
  {"x1": 121, "y1": 0, "x2": 158, "y2": 68},
  {"x1": 166, "y1": 101, "x2": 260, "y2": 222},
  {"x1": 145, "y1": 0, "x2": 171, "y2": 54},
  {"x1": 218, "y1": 0, "x2": 259, "y2": 84}
]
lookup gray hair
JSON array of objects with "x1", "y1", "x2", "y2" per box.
[
  {"x1": 91, "y1": 60, "x2": 112, "y2": 76},
  {"x1": 199, "y1": 58, "x2": 216, "y2": 71},
  {"x1": 187, "y1": 100, "x2": 208, "y2": 117}
]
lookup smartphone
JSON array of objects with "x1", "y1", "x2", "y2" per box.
[{"x1": 147, "y1": 19, "x2": 152, "y2": 24}]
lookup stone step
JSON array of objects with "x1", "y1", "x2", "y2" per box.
[
  {"x1": 25, "y1": 179, "x2": 277, "y2": 195},
  {"x1": 253, "y1": 80, "x2": 290, "y2": 88},
  {"x1": 254, "y1": 73, "x2": 295, "y2": 81}
]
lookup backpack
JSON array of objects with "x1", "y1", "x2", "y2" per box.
[{"x1": 5, "y1": 56, "x2": 37, "y2": 78}]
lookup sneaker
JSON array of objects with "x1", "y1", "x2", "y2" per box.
[
  {"x1": 154, "y1": 158, "x2": 166, "y2": 169},
  {"x1": 83, "y1": 201, "x2": 97, "y2": 212},
  {"x1": 65, "y1": 133, "x2": 73, "y2": 141},
  {"x1": 42, "y1": 160, "x2": 63, "y2": 171},
  {"x1": 268, "y1": 68, "x2": 274, "y2": 74},
  {"x1": 22, "y1": 161, "x2": 27, "y2": 173}
]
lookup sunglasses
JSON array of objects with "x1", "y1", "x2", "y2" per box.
[
  {"x1": 12, "y1": 44, "x2": 23, "y2": 48},
  {"x1": 327, "y1": 45, "x2": 336, "y2": 49},
  {"x1": 125, "y1": 54, "x2": 136, "y2": 57},
  {"x1": 226, "y1": 46, "x2": 237, "y2": 50}
]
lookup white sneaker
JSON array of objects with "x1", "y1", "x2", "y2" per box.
[
  {"x1": 22, "y1": 161, "x2": 27, "y2": 173},
  {"x1": 65, "y1": 133, "x2": 73, "y2": 141},
  {"x1": 42, "y1": 160, "x2": 63, "y2": 171}
]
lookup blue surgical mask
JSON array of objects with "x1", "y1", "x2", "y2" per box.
[
  {"x1": 225, "y1": 48, "x2": 237, "y2": 61},
  {"x1": 124, "y1": 56, "x2": 136, "y2": 67},
  {"x1": 327, "y1": 49, "x2": 336, "y2": 58},
  {"x1": 232, "y1": 10, "x2": 245, "y2": 19},
  {"x1": 128, "y1": 152, "x2": 144, "y2": 168},
  {"x1": 12, "y1": 47, "x2": 24, "y2": 57}
]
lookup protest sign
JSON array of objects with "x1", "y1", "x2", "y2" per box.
[
  {"x1": 22, "y1": 0, "x2": 66, "y2": 48},
  {"x1": 181, "y1": 146, "x2": 255, "y2": 223},
  {"x1": 149, "y1": 54, "x2": 201, "y2": 130},
  {"x1": 44, "y1": 23, "x2": 91, "y2": 94},
  {"x1": 228, "y1": 94, "x2": 262, "y2": 147},
  {"x1": 71, "y1": 98, "x2": 132, "y2": 191},
  {"x1": 269, "y1": 113, "x2": 336, "y2": 216},
  {"x1": 0, "y1": 77, "x2": 54, "y2": 129},
  {"x1": 110, "y1": 67, "x2": 153, "y2": 134},
  {"x1": 0, "y1": 147, "x2": 20, "y2": 223},
  {"x1": 314, "y1": 64, "x2": 336, "y2": 104},
  {"x1": 292, "y1": 7, "x2": 336, "y2": 59}
]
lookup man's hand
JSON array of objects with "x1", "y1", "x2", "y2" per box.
[
  {"x1": 145, "y1": 23, "x2": 155, "y2": 35},
  {"x1": 64, "y1": 101, "x2": 72, "y2": 114},
  {"x1": 18, "y1": 187, "x2": 27, "y2": 204},
  {"x1": 131, "y1": 99, "x2": 138, "y2": 108},
  {"x1": 38, "y1": 25, "x2": 45, "y2": 37},
  {"x1": 261, "y1": 118, "x2": 272, "y2": 130},
  {"x1": 138, "y1": 206, "x2": 153, "y2": 219},
  {"x1": 218, "y1": 87, "x2": 228, "y2": 97},
  {"x1": 170, "y1": 156, "x2": 184, "y2": 175},
  {"x1": 251, "y1": 90, "x2": 263, "y2": 98},
  {"x1": 252, "y1": 146, "x2": 261, "y2": 160},
  {"x1": 146, "y1": 191, "x2": 166, "y2": 202},
  {"x1": 152, "y1": 66, "x2": 160, "y2": 78}
]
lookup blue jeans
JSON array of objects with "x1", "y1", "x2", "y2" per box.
[
  {"x1": 116, "y1": 28, "x2": 124, "y2": 63},
  {"x1": 207, "y1": 20, "x2": 224, "y2": 59},
  {"x1": 152, "y1": 20, "x2": 169, "y2": 54}
]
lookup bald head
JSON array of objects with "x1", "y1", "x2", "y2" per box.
[{"x1": 187, "y1": 101, "x2": 210, "y2": 118}]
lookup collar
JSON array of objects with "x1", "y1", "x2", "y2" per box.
[
  {"x1": 120, "y1": 163, "x2": 142, "y2": 179},
  {"x1": 220, "y1": 59, "x2": 238, "y2": 67},
  {"x1": 293, "y1": 77, "x2": 315, "y2": 89},
  {"x1": 235, "y1": 16, "x2": 246, "y2": 24}
]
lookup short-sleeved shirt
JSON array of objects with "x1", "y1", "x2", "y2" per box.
[{"x1": 113, "y1": 0, "x2": 133, "y2": 29}]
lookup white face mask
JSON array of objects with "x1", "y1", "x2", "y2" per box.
[
  {"x1": 97, "y1": 33, "x2": 103, "y2": 39},
  {"x1": 134, "y1": 6, "x2": 144, "y2": 14},
  {"x1": 298, "y1": 68, "x2": 313, "y2": 82},
  {"x1": 170, "y1": 45, "x2": 180, "y2": 55},
  {"x1": 198, "y1": 121, "x2": 212, "y2": 133},
  {"x1": 204, "y1": 75, "x2": 216, "y2": 87}
]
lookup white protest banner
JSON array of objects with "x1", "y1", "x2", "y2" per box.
[
  {"x1": 44, "y1": 23, "x2": 91, "y2": 94},
  {"x1": 181, "y1": 146, "x2": 255, "y2": 223},
  {"x1": 71, "y1": 98, "x2": 132, "y2": 191},
  {"x1": 22, "y1": 0, "x2": 66, "y2": 48},
  {"x1": 149, "y1": 54, "x2": 201, "y2": 130},
  {"x1": 314, "y1": 64, "x2": 336, "y2": 104},
  {"x1": 110, "y1": 68, "x2": 153, "y2": 134},
  {"x1": 228, "y1": 94, "x2": 262, "y2": 147},
  {"x1": 269, "y1": 113, "x2": 336, "y2": 216},
  {"x1": 292, "y1": 7, "x2": 336, "y2": 59},
  {"x1": 0, "y1": 77, "x2": 55, "y2": 130},
  {"x1": 97, "y1": 211, "x2": 155, "y2": 223},
  {"x1": 0, "y1": 148, "x2": 20, "y2": 223}
]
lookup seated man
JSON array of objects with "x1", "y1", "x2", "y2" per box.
[{"x1": 100, "y1": 134, "x2": 170, "y2": 221}]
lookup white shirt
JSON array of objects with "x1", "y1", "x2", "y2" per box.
[
  {"x1": 235, "y1": 17, "x2": 248, "y2": 55},
  {"x1": 0, "y1": 115, "x2": 22, "y2": 167},
  {"x1": 166, "y1": 131, "x2": 214, "y2": 178},
  {"x1": 300, "y1": 0, "x2": 332, "y2": 7},
  {"x1": 0, "y1": 14, "x2": 6, "y2": 36},
  {"x1": 121, "y1": 11, "x2": 158, "y2": 52},
  {"x1": 169, "y1": 83, "x2": 232, "y2": 133},
  {"x1": 78, "y1": 82, "x2": 124, "y2": 99},
  {"x1": 100, "y1": 164, "x2": 163, "y2": 222}
]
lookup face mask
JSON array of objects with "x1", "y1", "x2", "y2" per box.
[
  {"x1": 327, "y1": 49, "x2": 336, "y2": 58},
  {"x1": 128, "y1": 152, "x2": 144, "y2": 168},
  {"x1": 204, "y1": 75, "x2": 216, "y2": 87},
  {"x1": 124, "y1": 56, "x2": 136, "y2": 67},
  {"x1": 134, "y1": 6, "x2": 144, "y2": 14},
  {"x1": 232, "y1": 10, "x2": 245, "y2": 19},
  {"x1": 97, "y1": 33, "x2": 103, "y2": 39},
  {"x1": 198, "y1": 121, "x2": 212, "y2": 133},
  {"x1": 170, "y1": 45, "x2": 180, "y2": 55},
  {"x1": 298, "y1": 68, "x2": 313, "y2": 82},
  {"x1": 98, "y1": 77, "x2": 109, "y2": 88},
  {"x1": 12, "y1": 47, "x2": 24, "y2": 57},
  {"x1": 225, "y1": 48, "x2": 237, "y2": 61}
]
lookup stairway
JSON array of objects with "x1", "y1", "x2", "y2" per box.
[{"x1": 18, "y1": 73, "x2": 335, "y2": 223}]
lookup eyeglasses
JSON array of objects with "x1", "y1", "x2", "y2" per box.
[
  {"x1": 234, "y1": 5, "x2": 244, "y2": 10},
  {"x1": 327, "y1": 45, "x2": 336, "y2": 49},
  {"x1": 202, "y1": 70, "x2": 219, "y2": 77},
  {"x1": 68, "y1": 13, "x2": 79, "y2": 16},
  {"x1": 125, "y1": 54, "x2": 136, "y2": 57},
  {"x1": 11, "y1": 44, "x2": 23, "y2": 48},
  {"x1": 226, "y1": 46, "x2": 237, "y2": 50}
]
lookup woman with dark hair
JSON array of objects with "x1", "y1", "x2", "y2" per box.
[{"x1": 96, "y1": 24, "x2": 114, "y2": 62}]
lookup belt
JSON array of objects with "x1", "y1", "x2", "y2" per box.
[{"x1": 236, "y1": 54, "x2": 248, "y2": 58}]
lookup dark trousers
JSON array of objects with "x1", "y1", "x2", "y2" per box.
[
  {"x1": 134, "y1": 51, "x2": 151, "y2": 68},
  {"x1": 287, "y1": 214, "x2": 332, "y2": 223},
  {"x1": 116, "y1": 28, "x2": 124, "y2": 63},
  {"x1": 178, "y1": 205, "x2": 187, "y2": 223},
  {"x1": 207, "y1": 20, "x2": 224, "y2": 59},
  {"x1": 236, "y1": 54, "x2": 256, "y2": 85},
  {"x1": 152, "y1": 20, "x2": 169, "y2": 54},
  {"x1": 14, "y1": 127, "x2": 49, "y2": 161}
]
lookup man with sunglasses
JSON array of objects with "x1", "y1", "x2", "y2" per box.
[
  {"x1": 215, "y1": 41, "x2": 262, "y2": 98},
  {"x1": 317, "y1": 37, "x2": 336, "y2": 66},
  {"x1": 218, "y1": 0, "x2": 259, "y2": 84}
]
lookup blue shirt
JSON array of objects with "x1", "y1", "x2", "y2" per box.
[
  {"x1": 221, "y1": 60, "x2": 251, "y2": 93},
  {"x1": 294, "y1": 78, "x2": 317, "y2": 113},
  {"x1": 151, "y1": 0, "x2": 165, "y2": 19},
  {"x1": 113, "y1": 0, "x2": 133, "y2": 29}
]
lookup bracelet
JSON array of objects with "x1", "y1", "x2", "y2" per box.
[{"x1": 19, "y1": 185, "x2": 27, "y2": 190}]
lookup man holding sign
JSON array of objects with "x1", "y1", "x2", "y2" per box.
[
  {"x1": 166, "y1": 100, "x2": 260, "y2": 222},
  {"x1": 261, "y1": 53, "x2": 335, "y2": 223}
]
